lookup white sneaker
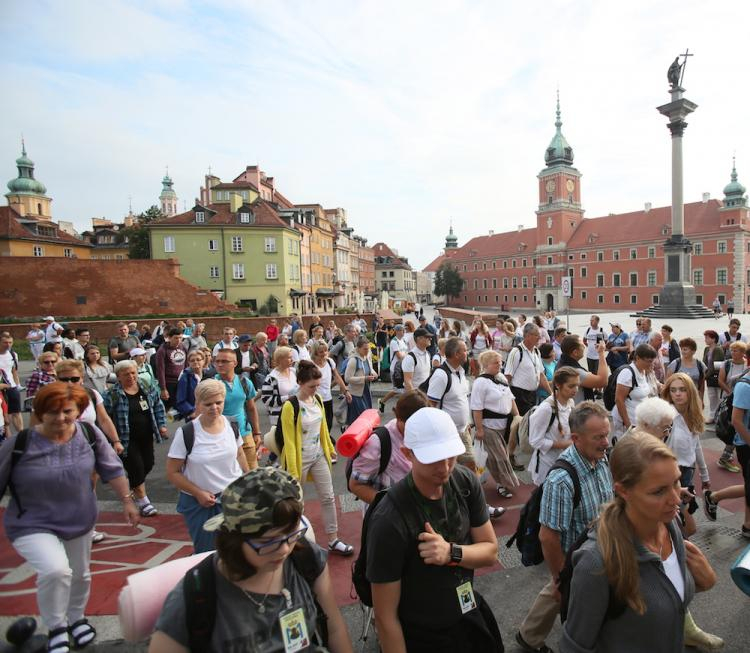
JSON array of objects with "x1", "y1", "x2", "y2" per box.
[{"x1": 91, "y1": 530, "x2": 106, "y2": 544}]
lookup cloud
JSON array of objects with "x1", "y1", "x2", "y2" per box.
[{"x1": 1, "y1": 0, "x2": 748, "y2": 269}]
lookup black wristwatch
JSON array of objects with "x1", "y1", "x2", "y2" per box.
[{"x1": 448, "y1": 543, "x2": 463, "y2": 566}]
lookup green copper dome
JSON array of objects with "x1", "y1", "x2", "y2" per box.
[
  {"x1": 723, "y1": 162, "x2": 746, "y2": 197},
  {"x1": 544, "y1": 93, "x2": 574, "y2": 167},
  {"x1": 445, "y1": 223, "x2": 458, "y2": 249},
  {"x1": 6, "y1": 142, "x2": 47, "y2": 195},
  {"x1": 159, "y1": 171, "x2": 177, "y2": 199}
]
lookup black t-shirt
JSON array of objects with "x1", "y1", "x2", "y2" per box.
[
  {"x1": 126, "y1": 390, "x2": 152, "y2": 438},
  {"x1": 366, "y1": 465, "x2": 489, "y2": 628}
]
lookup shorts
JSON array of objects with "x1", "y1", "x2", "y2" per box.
[{"x1": 4, "y1": 387, "x2": 21, "y2": 414}]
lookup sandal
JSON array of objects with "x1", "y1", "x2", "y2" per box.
[
  {"x1": 328, "y1": 539, "x2": 354, "y2": 556},
  {"x1": 497, "y1": 486, "x2": 514, "y2": 499},
  {"x1": 139, "y1": 503, "x2": 158, "y2": 517},
  {"x1": 47, "y1": 626, "x2": 70, "y2": 653},
  {"x1": 69, "y1": 619, "x2": 96, "y2": 649}
]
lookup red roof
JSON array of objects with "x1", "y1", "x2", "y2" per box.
[
  {"x1": 450, "y1": 228, "x2": 538, "y2": 261},
  {"x1": 150, "y1": 200, "x2": 289, "y2": 229},
  {"x1": 212, "y1": 181, "x2": 260, "y2": 191},
  {"x1": 568, "y1": 199, "x2": 728, "y2": 249},
  {"x1": 372, "y1": 242, "x2": 399, "y2": 258},
  {"x1": 0, "y1": 207, "x2": 92, "y2": 247}
]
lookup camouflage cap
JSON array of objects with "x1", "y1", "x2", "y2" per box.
[{"x1": 203, "y1": 467, "x2": 303, "y2": 536}]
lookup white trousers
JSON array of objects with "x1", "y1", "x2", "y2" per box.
[
  {"x1": 300, "y1": 454, "x2": 337, "y2": 536},
  {"x1": 13, "y1": 530, "x2": 93, "y2": 630}
]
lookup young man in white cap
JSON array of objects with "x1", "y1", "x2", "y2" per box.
[
  {"x1": 366, "y1": 406, "x2": 502, "y2": 653},
  {"x1": 44, "y1": 316, "x2": 63, "y2": 344}
]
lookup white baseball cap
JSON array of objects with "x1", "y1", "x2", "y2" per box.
[
  {"x1": 129, "y1": 347, "x2": 147, "y2": 357},
  {"x1": 44, "y1": 316, "x2": 55, "y2": 321},
  {"x1": 404, "y1": 407, "x2": 465, "y2": 464}
]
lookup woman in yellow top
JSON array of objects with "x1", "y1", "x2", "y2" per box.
[{"x1": 278, "y1": 360, "x2": 353, "y2": 556}]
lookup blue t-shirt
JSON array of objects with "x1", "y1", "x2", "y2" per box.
[
  {"x1": 732, "y1": 373, "x2": 750, "y2": 447},
  {"x1": 606, "y1": 331, "x2": 630, "y2": 368},
  {"x1": 215, "y1": 374, "x2": 256, "y2": 436}
]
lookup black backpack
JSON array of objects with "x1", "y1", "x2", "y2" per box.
[
  {"x1": 390, "y1": 352, "x2": 416, "y2": 390},
  {"x1": 715, "y1": 375, "x2": 750, "y2": 446},
  {"x1": 506, "y1": 460, "x2": 581, "y2": 567},
  {"x1": 2, "y1": 422, "x2": 97, "y2": 518},
  {"x1": 603, "y1": 365, "x2": 637, "y2": 411},
  {"x1": 418, "y1": 362, "x2": 453, "y2": 407},
  {"x1": 557, "y1": 527, "x2": 626, "y2": 623},
  {"x1": 184, "y1": 545, "x2": 328, "y2": 652},
  {"x1": 344, "y1": 426, "x2": 392, "y2": 491},
  {"x1": 671, "y1": 358, "x2": 705, "y2": 382}
]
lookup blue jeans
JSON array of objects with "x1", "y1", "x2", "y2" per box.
[{"x1": 176, "y1": 492, "x2": 223, "y2": 554}]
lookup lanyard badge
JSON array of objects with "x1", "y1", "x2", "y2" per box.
[
  {"x1": 278, "y1": 588, "x2": 310, "y2": 653},
  {"x1": 456, "y1": 581, "x2": 477, "y2": 614}
]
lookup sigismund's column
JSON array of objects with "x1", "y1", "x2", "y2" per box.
[{"x1": 657, "y1": 63, "x2": 698, "y2": 307}]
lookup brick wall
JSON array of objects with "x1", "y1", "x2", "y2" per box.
[{"x1": 0, "y1": 258, "x2": 234, "y2": 321}]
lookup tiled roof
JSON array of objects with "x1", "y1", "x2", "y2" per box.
[
  {"x1": 212, "y1": 181, "x2": 260, "y2": 191},
  {"x1": 422, "y1": 249, "x2": 461, "y2": 272},
  {"x1": 372, "y1": 242, "x2": 399, "y2": 258},
  {"x1": 567, "y1": 199, "x2": 730, "y2": 248},
  {"x1": 149, "y1": 200, "x2": 290, "y2": 229},
  {"x1": 450, "y1": 228, "x2": 538, "y2": 261},
  {"x1": 0, "y1": 207, "x2": 92, "y2": 247}
]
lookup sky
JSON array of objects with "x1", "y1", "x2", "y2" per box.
[{"x1": 1, "y1": 1, "x2": 749, "y2": 269}]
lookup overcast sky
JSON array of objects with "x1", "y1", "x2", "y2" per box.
[{"x1": 2, "y1": 1, "x2": 748, "y2": 269}]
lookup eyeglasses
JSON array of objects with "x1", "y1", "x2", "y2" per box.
[
  {"x1": 244, "y1": 526, "x2": 308, "y2": 555},
  {"x1": 58, "y1": 376, "x2": 81, "y2": 383},
  {"x1": 215, "y1": 359, "x2": 234, "y2": 365},
  {"x1": 661, "y1": 424, "x2": 673, "y2": 436},
  {"x1": 41, "y1": 360, "x2": 56, "y2": 365}
]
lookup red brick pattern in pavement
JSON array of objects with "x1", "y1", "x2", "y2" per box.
[{"x1": 0, "y1": 445, "x2": 743, "y2": 617}]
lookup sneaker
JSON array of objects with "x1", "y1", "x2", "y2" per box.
[
  {"x1": 515, "y1": 631, "x2": 553, "y2": 653},
  {"x1": 684, "y1": 623, "x2": 725, "y2": 650},
  {"x1": 91, "y1": 530, "x2": 106, "y2": 544},
  {"x1": 717, "y1": 457, "x2": 741, "y2": 473},
  {"x1": 497, "y1": 485, "x2": 514, "y2": 499},
  {"x1": 703, "y1": 490, "x2": 718, "y2": 521},
  {"x1": 487, "y1": 505, "x2": 506, "y2": 520}
]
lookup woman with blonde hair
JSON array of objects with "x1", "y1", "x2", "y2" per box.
[
  {"x1": 290, "y1": 328, "x2": 312, "y2": 364},
  {"x1": 261, "y1": 346, "x2": 298, "y2": 427},
  {"x1": 561, "y1": 432, "x2": 716, "y2": 653},
  {"x1": 470, "y1": 350, "x2": 518, "y2": 514},
  {"x1": 166, "y1": 379, "x2": 249, "y2": 552}
]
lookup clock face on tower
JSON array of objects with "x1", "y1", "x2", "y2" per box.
[
  {"x1": 545, "y1": 180, "x2": 556, "y2": 193},
  {"x1": 566, "y1": 179, "x2": 575, "y2": 193}
]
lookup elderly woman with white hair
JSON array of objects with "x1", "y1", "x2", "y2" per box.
[
  {"x1": 166, "y1": 379, "x2": 250, "y2": 553},
  {"x1": 251, "y1": 331, "x2": 271, "y2": 390},
  {"x1": 103, "y1": 360, "x2": 167, "y2": 518}
]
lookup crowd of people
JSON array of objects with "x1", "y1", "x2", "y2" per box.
[{"x1": 0, "y1": 308, "x2": 749, "y2": 652}]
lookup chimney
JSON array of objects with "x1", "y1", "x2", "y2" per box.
[
  {"x1": 702, "y1": 192, "x2": 710, "y2": 203},
  {"x1": 489, "y1": 230, "x2": 494, "y2": 236},
  {"x1": 644, "y1": 202, "x2": 651, "y2": 212},
  {"x1": 230, "y1": 192, "x2": 243, "y2": 213}
]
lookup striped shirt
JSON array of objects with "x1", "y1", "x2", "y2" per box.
[{"x1": 540, "y1": 443, "x2": 613, "y2": 552}]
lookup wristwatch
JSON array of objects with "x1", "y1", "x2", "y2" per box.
[{"x1": 448, "y1": 543, "x2": 463, "y2": 566}]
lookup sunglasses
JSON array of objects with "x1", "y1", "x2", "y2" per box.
[
  {"x1": 244, "y1": 526, "x2": 308, "y2": 555},
  {"x1": 41, "y1": 360, "x2": 57, "y2": 365},
  {"x1": 58, "y1": 376, "x2": 81, "y2": 383}
]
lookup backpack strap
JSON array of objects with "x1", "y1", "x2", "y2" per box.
[
  {"x1": 182, "y1": 421, "x2": 196, "y2": 459},
  {"x1": 6, "y1": 429, "x2": 31, "y2": 518},
  {"x1": 549, "y1": 459, "x2": 581, "y2": 509},
  {"x1": 275, "y1": 396, "x2": 301, "y2": 455},
  {"x1": 184, "y1": 553, "x2": 217, "y2": 653}
]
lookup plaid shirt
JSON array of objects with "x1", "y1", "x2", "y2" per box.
[
  {"x1": 103, "y1": 382, "x2": 165, "y2": 453},
  {"x1": 25, "y1": 370, "x2": 56, "y2": 397},
  {"x1": 540, "y1": 444, "x2": 613, "y2": 552},
  {"x1": 631, "y1": 330, "x2": 653, "y2": 348}
]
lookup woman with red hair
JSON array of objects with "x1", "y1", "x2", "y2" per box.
[{"x1": 0, "y1": 382, "x2": 138, "y2": 652}]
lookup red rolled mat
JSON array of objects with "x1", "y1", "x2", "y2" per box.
[{"x1": 335, "y1": 409, "x2": 381, "y2": 457}]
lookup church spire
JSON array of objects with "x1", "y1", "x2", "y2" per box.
[
  {"x1": 723, "y1": 156, "x2": 747, "y2": 208},
  {"x1": 545, "y1": 91, "x2": 574, "y2": 167},
  {"x1": 159, "y1": 167, "x2": 179, "y2": 216},
  {"x1": 445, "y1": 221, "x2": 458, "y2": 249}
]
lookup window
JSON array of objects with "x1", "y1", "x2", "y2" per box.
[
  {"x1": 568, "y1": 268, "x2": 574, "y2": 278},
  {"x1": 63, "y1": 248, "x2": 73, "y2": 258},
  {"x1": 597, "y1": 294, "x2": 604, "y2": 304},
  {"x1": 164, "y1": 236, "x2": 175, "y2": 253},
  {"x1": 492, "y1": 260, "x2": 496, "y2": 269},
  {"x1": 474, "y1": 263, "x2": 478, "y2": 271},
  {"x1": 532, "y1": 277, "x2": 537, "y2": 287},
  {"x1": 693, "y1": 269, "x2": 703, "y2": 285},
  {"x1": 613, "y1": 250, "x2": 620, "y2": 261},
  {"x1": 239, "y1": 212, "x2": 251, "y2": 224},
  {"x1": 614, "y1": 294, "x2": 620, "y2": 304},
  {"x1": 522, "y1": 276, "x2": 528, "y2": 288},
  {"x1": 630, "y1": 248, "x2": 637, "y2": 260},
  {"x1": 546, "y1": 275, "x2": 553, "y2": 287},
  {"x1": 652, "y1": 295, "x2": 659, "y2": 305},
  {"x1": 630, "y1": 294, "x2": 637, "y2": 304},
  {"x1": 482, "y1": 279, "x2": 488, "y2": 289},
  {"x1": 195, "y1": 211, "x2": 205, "y2": 223},
  {"x1": 648, "y1": 246, "x2": 655, "y2": 258},
  {"x1": 208, "y1": 239, "x2": 218, "y2": 251},
  {"x1": 716, "y1": 268, "x2": 728, "y2": 284},
  {"x1": 647, "y1": 271, "x2": 657, "y2": 286},
  {"x1": 547, "y1": 237, "x2": 553, "y2": 246},
  {"x1": 495, "y1": 295, "x2": 499, "y2": 303},
  {"x1": 546, "y1": 256, "x2": 553, "y2": 265},
  {"x1": 232, "y1": 263, "x2": 245, "y2": 279},
  {"x1": 503, "y1": 278, "x2": 508, "y2": 289},
  {"x1": 512, "y1": 277, "x2": 518, "y2": 288},
  {"x1": 569, "y1": 254, "x2": 574, "y2": 260},
  {"x1": 693, "y1": 242, "x2": 703, "y2": 255},
  {"x1": 482, "y1": 262, "x2": 487, "y2": 271},
  {"x1": 473, "y1": 280, "x2": 478, "y2": 290},
  {"x1": 717, "y1": 241, "x2": 727, "y2": 254},
  {"x1": 231, "y1": 236, "x2": 243, "y2": 252},
  {"x1": 581, "y1": 290, "x2": 587, "y2": 300},
  {"x1": 581, "y1": 266, "x2": 587, "y2": 278},
  {"x1": 389, "y1": 271, "x2": 394, "y2": 277},
  {"x1": 266, "y1": 264, "x2": 278, "y2": 279},
  {"x1": 696, "y1": 294, "x2": 703, "y2": 305},
  {"x1": 629, "y1": 272, "x2": 637, "y2": 286},
  {"x1": 264, "y1": 237, "x2": 277, "y2": 253},
  {"x1": 596, "y1": 273, "x2": 604, "y2": 287},
  {"x1": 597, "y1": 251, "x2": 603, "y2": 262},
  {"x1": 209, "y1": 266, "x2": 220, "y2": 278},
  {"x1": 503, "y1": 260, "x2": 508, "y2": 269},
  {"x1": 580, "y1": 252, "x2": 587, "y2": 260},
  {"x1": 33, "y1": 245, "x2": 44, "y2": 257},
  {"x1": 512, "y1": 260, "x2": 517, "y2": 268},
  {"x1": 613, "y1": 273, "x2": 620, "y2": 287},
  {"x1": 522, "y1": 258, "x2": 527, "y2": 267},
  {"x1": 492, "y1": 279, "x2": 497, "y2": 289}
]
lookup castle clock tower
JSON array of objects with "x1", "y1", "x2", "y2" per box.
[{"x1": 535, "y1": 94, "x2": 584, "y2": 310}]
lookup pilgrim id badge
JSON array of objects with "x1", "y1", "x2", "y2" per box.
[
  {"x1": 279, "y1": 607, "x2": 310, "y2": 653},
  {"x1": 456, "y1": 581, "x2": 477, "y2": 614},
  {"x1": 138, "y1": 398, "x2": 149, "y2": 411}
]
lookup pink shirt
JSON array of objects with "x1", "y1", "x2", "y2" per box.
[{"x1": 350, "y1": 418, "x2": 411, "y2": 490}]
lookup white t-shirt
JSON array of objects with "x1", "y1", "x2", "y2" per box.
[
  {"x1": 719, "y1": 331, "x2": 748, "y2": 346},
  {"x1": 238, "y1": 348, "x2": 253, "y2": 370},
  {"x1": 473, "y1": 333, "x2": 488, "y2": 352},
  {"x1": 299, "y1": 396, "x2": 323, "y2": 463},
  {"x1": 402, "y1": 347, "x2": 431, "y2": 389},
  {"x1": 316, "y1": 359, "x2": 335, "y2": 402},
  {"x1": 612, "y1": 364, "x2": 655, "y2": 433},
  {"x1": 212, "y1": 340, "x2": 238, "y2": 358},
  {"x1": 490, "y1": 328, "x2": 504, "y2": 352},
  {"x1": 389, "y1": 337, "x2": 408, "y2": 373},
  {"x1": 584, "y1": 326, "x2": 606, "y2": 360},
  {"x1": 470, "y1": 374, "x2": 514, "y2": 430},
  {"x1": 0, "y1": 351, "x2": 17, "y2": 387},
  {"x1": 667, "y1": 414, "x2": 708, "y2": 482},
  {"x1": 426, "y1": 363, "x2": 470, "y2": 431},
  {"x1": 528, "y1": 397, "x2": 573, "y2": 485},
  {"x1": 45, "y1": 322, "x2": 63, "y2": 343},
  {"x1": 661, "y1": 538, "x2": 685, "y2": 601},
  {"x1": 168, "y1": 417, "x2": 244, "y2": 494},
  {"x1": 79, "y1": 388, "x2": 103, "y2": 424},
  {"x1": 505, "y1": 344, "x2": 544, "y2": 391},
  {"x1": 404, "y1": 333, "x2": 415, "y2": 350},
  {"x1": 291, "y1": 344, "x2": 312, "y2": 364}
]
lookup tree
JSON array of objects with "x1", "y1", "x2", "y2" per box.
[
  {"x1": 125, "y1": 205, "x2": 165, "y2": 259},
  {"x1": 434, "y1": 262, "x2": 464, "y2": 305}
]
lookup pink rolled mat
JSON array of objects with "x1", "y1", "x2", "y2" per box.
[{"x1": 335, "y1": 409, "x2": 381, "y2": 457}]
